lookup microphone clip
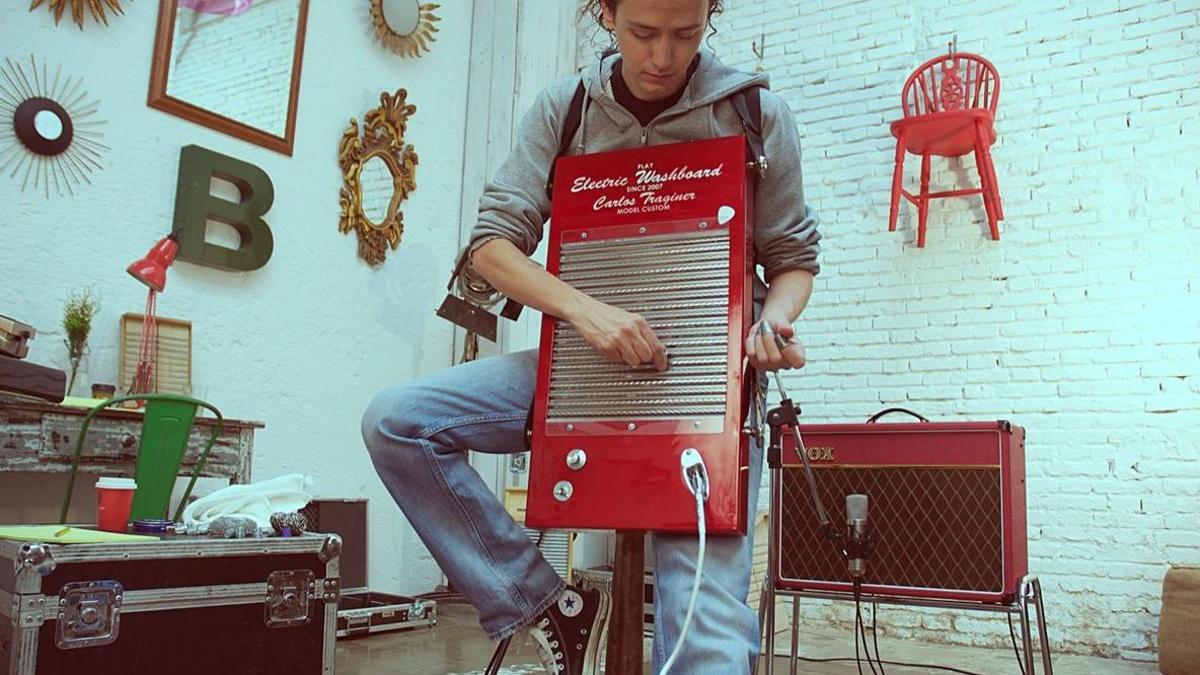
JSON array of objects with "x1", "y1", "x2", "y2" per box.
[{"x1": 844, "y1": 531, "x2": 873, "y2": 562}]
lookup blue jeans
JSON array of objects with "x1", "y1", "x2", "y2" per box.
[{"x1": 362, "y1": 349, "x2": 763, "y2": 673}]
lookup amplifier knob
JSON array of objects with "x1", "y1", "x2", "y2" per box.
[
  {"x1": 566, "y1": 449, "x2": 587, "y2": 470},
  {"x1": 553, "y1": 481, "x2": 574, "y2": 502}
]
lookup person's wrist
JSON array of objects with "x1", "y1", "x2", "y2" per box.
[
  {"x1": 561, "y1": 291, "x2": 593, "y2": 325},
  {"x1": 760, "y1": 312, "x2": 789, "y2": 329}
]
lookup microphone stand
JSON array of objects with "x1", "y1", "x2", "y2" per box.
[
  {"x1": 765, "y1": 371, "x2": 883, "y2": 675},
  {"x1": 765, "y1": 371, "x2": 846, "y2": 557}
]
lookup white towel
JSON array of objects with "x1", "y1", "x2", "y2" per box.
[{"x1": 182, "y1": 474, "x2": 313, "y2": 528}]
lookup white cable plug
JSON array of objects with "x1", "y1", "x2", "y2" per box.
[
  {"x1": 680, "y1": 448, "x2": 709, "y2": 501},
  {"x1": 662, "y1": 449, "x2": 709, "y2": 674}
]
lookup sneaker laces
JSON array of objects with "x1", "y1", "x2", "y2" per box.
[{"x1": 529, "y1": 617, "x2": 565, "y2": 674}]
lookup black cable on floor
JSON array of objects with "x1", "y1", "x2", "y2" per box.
[
  {"x1": 785, "y1": 654, "x2": 988, "y2": 675},
  {"x1": 852, "y1": 579, "x2": 879, "y2": 675},
  {"x1": 854, "y1": 605, "x2": 865, "y2": 675},
  {"x1": 1008, "y1": 613, "x2": 1028, "y2": 675},
  {"x1": 869, "y1": 600, "x2": 888, "y2": 675},
  {"x1": 856, "y1": 602, "x2": 880, "y2": 675}
]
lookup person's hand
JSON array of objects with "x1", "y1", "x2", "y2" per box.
[
  {"x1": 746, "y1": 318, "x2": 806, "y2": 372},
  {"x1": 569, "y1": 299, "x2": 669, "y2": 370}
]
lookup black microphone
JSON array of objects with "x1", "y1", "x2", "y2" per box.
[{"x1": 846, "y1": 494, "x2": 869, "y2": 578}]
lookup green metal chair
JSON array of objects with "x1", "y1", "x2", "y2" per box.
[{"x1": 59, "y1": 393, "x2": 224, "y2": 525}]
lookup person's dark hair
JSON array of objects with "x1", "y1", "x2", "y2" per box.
[{"x1": 578, "y1": 0, "x2": 724, "y2": 41}]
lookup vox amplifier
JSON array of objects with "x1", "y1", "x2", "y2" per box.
[{"x1": 771, "y1": 411, "x2": 1027, "y2": 603}]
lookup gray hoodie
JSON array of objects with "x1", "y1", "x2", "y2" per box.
[{"x1": 469, "y1": 49, "x2": 821, "y2": 294}]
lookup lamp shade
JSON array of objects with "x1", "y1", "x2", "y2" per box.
[{"x1": 127, "y1": 234, "x2": 179, "y2": 293}]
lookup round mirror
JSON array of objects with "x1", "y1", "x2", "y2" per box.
[
  {"x1": 370, "y1": 0, "x2": 440, "y2": 58},
  {"x1": 358, "y1": 155, "x2": 395, "y2": 226},
  {"x1": 13, "y1": 97, "x2": 75, "y2": 157},
  {"x1": 381, "y1": 0, "x2": 420, "y2": 36},
  {"x1": 34, "y1": 109, "x2": 64, "y2": 141}
]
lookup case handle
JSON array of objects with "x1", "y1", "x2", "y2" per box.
[{"x1": 866, "y1": 407, "x2": 930, "y2": 423}]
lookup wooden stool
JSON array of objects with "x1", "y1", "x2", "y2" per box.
[{"x1": 608, "y1": 531, "x2": 647, "y2": 674}]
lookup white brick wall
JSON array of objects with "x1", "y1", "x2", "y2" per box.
[{"x1": 582, "y1": 0, "x2": 1199, "y2": 662}]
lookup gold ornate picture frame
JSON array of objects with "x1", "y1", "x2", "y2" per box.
[{"x1": 338, "y1": 90, "x2": 419, "y2": 266}]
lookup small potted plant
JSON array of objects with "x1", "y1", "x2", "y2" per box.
[{"x1": 62, "y1": 287, "x2": 100, "y2": 397}]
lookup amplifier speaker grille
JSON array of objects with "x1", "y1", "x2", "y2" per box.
[{"x1": 779, "y1": 466, "x2": 1004, "y2": 592}]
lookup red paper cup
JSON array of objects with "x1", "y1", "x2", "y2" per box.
[{"x1": 95, "y1": 477, "x2": 137, "y2": 532}]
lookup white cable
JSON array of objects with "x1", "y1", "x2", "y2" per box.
[{"x1": 661, "y1": 470, "x2": 707, "y2": 674}]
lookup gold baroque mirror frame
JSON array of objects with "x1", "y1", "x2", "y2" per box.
[
  {"x1": 338, "y1": 89, "x2": 419, "y2": 267},
  {"x1": 370, "y1": 0, "x2": 441, "y2": 58}
]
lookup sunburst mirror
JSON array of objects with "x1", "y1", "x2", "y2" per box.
[
  {"x1": 337, "y1": 89, "x2": 419, "y2": 266},
  {"x1": 29, "y1": 0, "x2": 128, "y2": 28},
  {"x1": 0, "y1": 55, "x2": 108, "y2": 198},
  {"x1": 370, "y1": 0, "x2": 440, "y2": 58}
]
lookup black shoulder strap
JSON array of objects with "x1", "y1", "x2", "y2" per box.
[
  {"x1": 545, "y1": 80, "x2": 588, "y2": 200},
  {"x1": 731, "y1": 85, "x2": 767, "y2": 177}
]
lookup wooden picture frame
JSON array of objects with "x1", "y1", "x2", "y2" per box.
[
  {"x1": 147, "y1": 0, "x2": 310, "y2": 156},
  {"x1": 118, "y1": 313, "x2": 193, "y2": 397}
]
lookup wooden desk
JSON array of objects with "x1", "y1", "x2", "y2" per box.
[{"x1": 0, "y1": 397, "x2": 264, "y2": 483}]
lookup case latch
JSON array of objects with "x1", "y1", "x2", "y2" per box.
[
  {"x1": 265, "y1": 569, "x2": 315, "y2": 628},
  {"x1": 56, "y1": 581, "x2": 123, "y2": 649}
]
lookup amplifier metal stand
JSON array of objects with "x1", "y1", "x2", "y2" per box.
[
  {"x1": 758, "y1": 395, "x2": 1052, "y2": 674},
  {"x1": 759, "y1": 493, "x2": 1055, "y2": 675}
]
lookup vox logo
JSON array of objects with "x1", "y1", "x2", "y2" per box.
[{"x1": 805, "y1": 446, "x2": 835, "y2": 462}]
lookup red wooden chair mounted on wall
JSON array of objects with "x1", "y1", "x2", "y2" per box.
[{"x1": 889, "y1": 49, "x2": 1003, "y2": 247}]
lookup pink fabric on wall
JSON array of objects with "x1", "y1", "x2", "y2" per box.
[{"x1": 179, "y1": 0, "x2": 254, "y2": 16}]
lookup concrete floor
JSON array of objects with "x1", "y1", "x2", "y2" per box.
[{"x1": 334, "y1": 603, "x2": 1160, "y2": 674}]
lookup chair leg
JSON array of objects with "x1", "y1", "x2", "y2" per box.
[
  {"x1": 982, "y1": 136, "x2": 1005, "y2": 223},
  {"x1": 918, "y1": 152, "x2": 931, "y2": 248},
  {"x1": 971, "y1": 135, "x2": 998, "y2": 234},
  {"x1": 972, "y1": 121, "x2": 1000, "y2": 241},
  {"x1": 888, "y1": 134, "x2": 906, "y2": 232}
]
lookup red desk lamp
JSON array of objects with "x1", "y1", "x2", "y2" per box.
[{"x1": 126, "y1": 233, "x2": 179, "y2": 395}]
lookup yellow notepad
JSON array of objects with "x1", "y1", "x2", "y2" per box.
[{"x1": 0, "y1": 525, "x2": 159, "y2": 544}]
